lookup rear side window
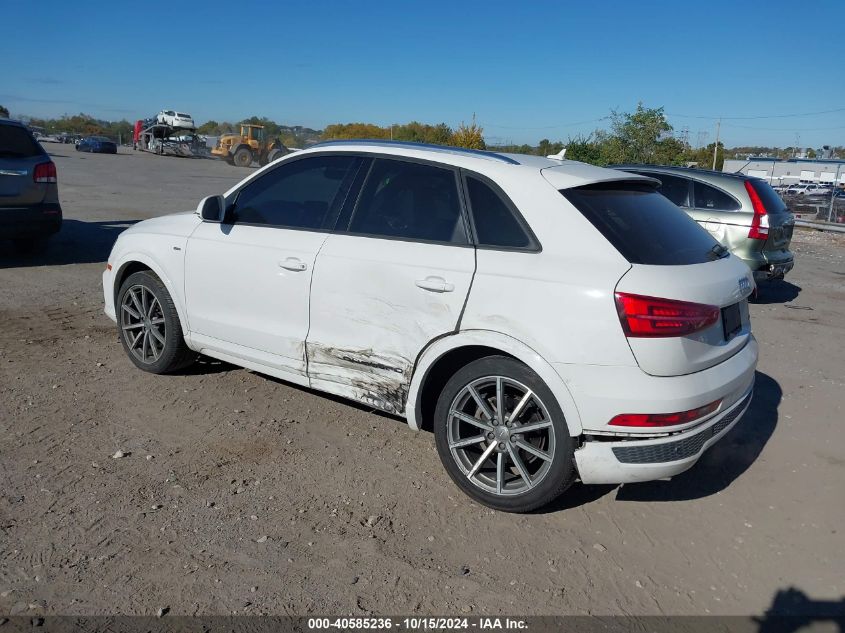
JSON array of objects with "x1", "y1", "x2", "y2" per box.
[
  {"x1": 0, "y1": 124, "x2": 45, "y2": 158},
  {"x1": 649, "y1": 173, "x2": 690, "y2": 207},
  {"x1": 747, "y1": 178, "x2": 789, "y2": 214},
  {"x1": 693, "y1": 181, "x2": 741, "y2": 211},
  {"x1": 348, "y1": 159, "x2": 468, "y2": 244},
  {"x1": 465, "y1": 176, "x2": 534, "y2": 249},
  {"x1": 233, "y1": 155, "x2": 359, "y2": 229},
  {"x1": 562, "y1": 183, "x2": 723, "y2": 265}
]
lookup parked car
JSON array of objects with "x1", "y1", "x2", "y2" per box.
[
  {"x1": 0, "y1": 118, "x2": 62, "y2": 249},
  {"x1": 76, "y1": 136, "x2": 118, "y2": 154},
  {"x1": 156, "y1": 110, "x2": 195, "y2": 129},
  {"x1": 786, "y1": 183, "x2": 828, "y2": 196},
  {"x1": 103, "y1": 141, "x2": 758, "y2": 512},
  {"x1": 615, "y1": 165, "x2": 795, "y2": 281}
]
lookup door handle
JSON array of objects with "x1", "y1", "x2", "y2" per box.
[
  {"x1": 278, "y1": 257, "x2": 307, "y2": 272},
  {"x1": 415, "y1": 276, "x2": 454, "y2": 293}
]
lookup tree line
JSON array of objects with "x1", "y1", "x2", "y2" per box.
[{"x1": 5, "y1": 102, "x2": 841, "y2": 166}]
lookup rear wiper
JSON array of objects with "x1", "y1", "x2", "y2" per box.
[{"x1": 708, "y1": 243, "x2": 729, "y2": 260}]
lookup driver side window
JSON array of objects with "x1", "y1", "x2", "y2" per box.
[{"x1": 232, "y1": 156, "x2": 359, "y2": 229}]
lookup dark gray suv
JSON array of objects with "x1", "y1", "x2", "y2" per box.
[
  {"x1": 0, "y1": 119, "x2": 62, "y2": 249},
  {"x1": 615, "y1": 165, "x2": 795, "y2": 281}
]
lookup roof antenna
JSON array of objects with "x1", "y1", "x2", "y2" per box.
[{"x1": 547, "y1": 148, "x2": 566, "y2": 160}]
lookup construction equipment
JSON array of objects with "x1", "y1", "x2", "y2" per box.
[{"x1": 211, "y1": 124, "x2": 289, "y2": 167}]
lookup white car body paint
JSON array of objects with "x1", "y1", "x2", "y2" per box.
[
  {"x1": 405, "y1": 329, "x2": 585, "y2": 435},
  {"x1": 184, "y1": 222, "x2": 327, "y2": 378},
  {"x1": 307, "y1": 233, "x2": 475, "y2": 414},
  {"x1": 104, "y1": 141, "x2": 759, "y2": 486}
]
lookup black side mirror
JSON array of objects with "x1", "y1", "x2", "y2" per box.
[{"x1": 197, "y1": 195, "x2": 225, "y2": 223}]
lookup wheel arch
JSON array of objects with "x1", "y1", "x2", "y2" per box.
[
  {"x1": 112, "y1": 252, "x2": 190, "y2": 336},
  {"x1": 406, "y1": 330, "x2": 583, "y2": 436}
]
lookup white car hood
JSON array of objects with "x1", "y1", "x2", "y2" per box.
[{"x1": 123, "y1": 212, "x2": 201, "y2": 238}]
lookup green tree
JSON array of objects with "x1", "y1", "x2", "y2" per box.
[
  {"x1": 197, "y1": 120, "x2": 219, "y2": 134},
  {"x1": 0, "y1": 104, "x2": 9, "y2": 118},
  {"x1": 322, "y1": 122, "x2": 390, "y2": 139},
  {"x1": 564, "y1": 134, "x2": 605, "y2": 164},
  {"x1": 450, "y1": 115, "x2": 485, "y2": 149},
  {"x1": 602, "y1": 103, "x2": 677, "y2": 164}
]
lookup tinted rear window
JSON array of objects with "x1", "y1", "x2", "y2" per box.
[
  {"x1": 0, "y1": 124, "x2": 44, "y2": 158},
  {"x1": 562, "y1": 183, "x2": 724, "y2": 265},
  {"x1": 748, "y1": 178, "x2": 789, "y2": 214}
]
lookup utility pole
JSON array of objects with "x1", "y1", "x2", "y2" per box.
[
  {"x1": 712, "y1": 118, "x2": 721, "y2": 170},
  {"x1": 828, "y1": 163, "x2": 842, "y2": 222}
]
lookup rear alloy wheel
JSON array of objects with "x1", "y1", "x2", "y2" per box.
[
  {"x1": 434, "y1": 356, "x2": 575, "y2": 512},
  {"x1": 232, "y1": 147, "x2": 252, "y2": 167},
  {"x1": 117, "y1": 271, "x2": 196, "y2": 374}
]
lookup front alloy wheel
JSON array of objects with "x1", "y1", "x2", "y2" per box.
[
  {"x1": 434, "y1": 356, "x2": 575, "y2": 512},
  {"x1": 117, "y1": 271, "x2": 196, "y2": 374},
  {"x1": 120, "y1": 283, "x2": 166, "y2": 364}
]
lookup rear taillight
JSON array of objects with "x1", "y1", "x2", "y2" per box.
[
  {"x1": 33, "y1": 161, "x2": 57, "y2": 184},
  {"x1": 744, "y1": 181, "x2": 768, "y2": 240},
  {"x1": 615, "y1": 292, "x2": 719, "y2": 338},
  {"x1": 610, "y1": 399, "x2": 722, "y2": 428}
]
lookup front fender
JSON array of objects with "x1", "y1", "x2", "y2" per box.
[
  {"x1": 405, "y1": 329, "x2": 583, "y2": 436},
  {"x1": 109, "y1": 249, "x2": 190, "y2": 336}
]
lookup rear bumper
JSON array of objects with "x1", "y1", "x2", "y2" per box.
[
  {"x1": 558, "y1": 336, "x2": 757, "y2": 484},
  {"x1": 743, "y1": 249, "x2": 794, "y2": 280},
  {"x1": 752, "y1": 257, "x2": 794, "y2": 281},
  {"x1": 0, "y1": 203, "x2": 62, "y2": 238},
  {"x1": 574, "y1": 380, "x2": 754, "y2": 484}
]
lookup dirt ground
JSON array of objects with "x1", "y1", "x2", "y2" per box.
[{"x1": 1, "y1": 147, "x2": 843, "y2": 618}]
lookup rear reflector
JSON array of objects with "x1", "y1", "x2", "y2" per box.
[
  {"x1": 33, "y1": 161, "x2": 57, "y2": 184},
  {"x1": 610, "y1": 399, "x2": 721, "y2": 427},
  {"x1": 615, "y1": 292, "x2": 720, "y2": 338},
  {"x1": 744, "y1": 181, "x2": 768, "y2": 240}
]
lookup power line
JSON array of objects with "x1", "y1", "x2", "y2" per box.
[
  {"x1": 480, "y1": 116, "x2": 610, "y2": 131},
  {"x1": 722, "y1": 123, "x2": 845, "y2": 132},
  {"x1": 667, "y1": 107, "x2": 845, "y2": 121}
]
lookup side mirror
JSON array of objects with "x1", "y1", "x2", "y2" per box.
[{"x1": 197, "y1": 195, "x2": 226, "y2": 223}]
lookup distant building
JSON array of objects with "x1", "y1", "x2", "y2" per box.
[{"x1": 723, "y1": 157, "x2": 845, "y2": 187}]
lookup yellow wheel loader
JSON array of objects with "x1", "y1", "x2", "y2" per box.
[{"x1": 211, "y1": 124, "x2": 289, "y2": 167}]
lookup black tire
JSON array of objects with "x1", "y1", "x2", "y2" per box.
[
  {"x1": 233, "y1": 147, "x2": 252, "y2": 167},
  {"x1": 434, "y1": 356, "x2": 575, "y2": 513},
  {"x1": 116, "y1": 271, "x2": 196, "y2": 374},
  {"x1": 267, "y1": 147, "x2": 287, "y2": 163}
]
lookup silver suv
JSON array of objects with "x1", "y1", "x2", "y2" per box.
[
  {"x1": 616, "y1": 165, "x2": 795, "y2": 281},
  {"x1": 0, "y1": 119, "x2": 62, "y2": 250}
]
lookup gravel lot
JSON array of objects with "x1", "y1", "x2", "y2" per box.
[{"x1": 1, "y1": 146, "x2": 843, "y2": 617}]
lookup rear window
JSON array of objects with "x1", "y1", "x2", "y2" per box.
[
  {"x1": 0, "y1": 123, "x2": 45, "y2": 158},
  {"x1": 748, "y1": 178, "x2": 789, "y2": 214},
  {"x1": 562, "y1": 183, "x2": 724, "y2": 265}
]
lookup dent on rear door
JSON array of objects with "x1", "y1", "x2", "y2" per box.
[{"x1": 305, "y1": 235, "x2": 476, "y2": 415}]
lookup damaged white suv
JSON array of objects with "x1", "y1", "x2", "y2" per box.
[{"x1": 103, "y1": 140, "x2": 757, "y2": 512}]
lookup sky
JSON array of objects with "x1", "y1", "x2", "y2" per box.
[{"x1": 2, "y1": 0, "x2": 843, "y2": 148}]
